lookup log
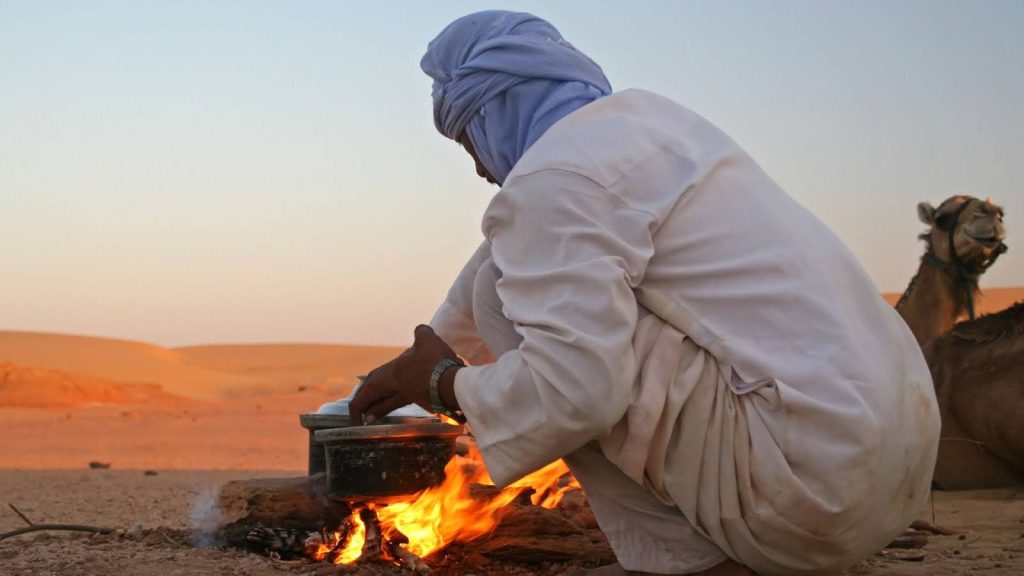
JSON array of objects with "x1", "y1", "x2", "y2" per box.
[
  {"x1": 218, "y1": 473, "x2": 347, "y2": 549},
  {"x1": 358, "y1": 508, "x2": 382, "y2": 561},
  {"x1": 478, "y1": 505, "x2": 602, "y2": 562}
]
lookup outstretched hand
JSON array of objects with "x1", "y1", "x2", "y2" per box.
[{"x1": 348, "y1": 325, "x2": 460, "y2": 425}]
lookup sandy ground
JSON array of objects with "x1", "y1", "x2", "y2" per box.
[
  {"x1": 2, "y1": 315, "x2": 1023, "y2": 575},
  {"x1": 0, "y1": 469, "x2": 1022, "y2": 575}
]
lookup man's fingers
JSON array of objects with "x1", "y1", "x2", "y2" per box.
[
  {"x1": 364, "y1": 393, "x2": 415, "y2": 422},
  {"x1": 413, "y1": 324, "x2": 438, "y2": 349},
  {"x1": 349, "y1": 381, "x2": 393, "y2": 425}
]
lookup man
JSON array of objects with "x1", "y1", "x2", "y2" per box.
[{"x1": 350, "y1": 11, "x2": 939, "y2": 576}]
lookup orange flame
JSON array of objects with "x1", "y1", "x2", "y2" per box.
[
  {"x1": 374, "y1": 454, "x2": 523, "y2": 558},
  {"x1": 321, "y1": 444, "x2": 579, "y2": 564},
  {"x1": 508, "y1": 459, "x2": 581, "y2": 509},
  {"x1": 309, "y1": 512, "x2": 367, "y2": 564}
]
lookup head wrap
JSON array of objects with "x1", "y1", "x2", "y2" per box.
[{"x1": 421, "y1": 11, "x2": 611, "y2": 184}]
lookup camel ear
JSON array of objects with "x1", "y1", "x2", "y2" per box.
[{"x1": 917, "y1": 202, "x2": 937, "y2": 225}]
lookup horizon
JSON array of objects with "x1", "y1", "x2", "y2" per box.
[{"x1": 2, "y1": 1, "x2": 1022, "y2": 347}]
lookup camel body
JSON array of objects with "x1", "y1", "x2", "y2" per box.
[{"x1": 925, "y1": 303, "x2": 1024, "y2": 489}]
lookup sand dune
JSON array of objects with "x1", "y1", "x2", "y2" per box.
[
  {"x1": 882, "y1": 286, "x2": 1024, "y2": 316},
  {"x1": 174, "y1": 343, "x2": 402, "y2": 395},
  {"x1": 0, "y1": 362, "x2": 185, "y2": 409},
  {"x1": 0, "y1": 331, "x2": 402, "y2": 402}
]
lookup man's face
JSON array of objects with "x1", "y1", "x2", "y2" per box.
[{"x1": 457, "y1": 131, "x2": 498, "y2": 185}]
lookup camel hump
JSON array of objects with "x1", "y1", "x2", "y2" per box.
[{"x1": 950, "y1": 302, "x2": 1024, "y2": 343}]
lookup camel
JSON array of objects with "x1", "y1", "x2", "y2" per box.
[
  {"x1": 925, "y1": 302, "x2": 1024, "y2": 489},
  {"x1": 896, "y1": 195, "x2": 1007, "y2": 346}
]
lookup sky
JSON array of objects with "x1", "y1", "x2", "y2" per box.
[{"x1": 1, "y1": 0, "x2": 1021, "y2": 347}]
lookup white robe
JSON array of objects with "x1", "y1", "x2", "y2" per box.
[{"x1": 431, "y1": 89, "x2": 939, "y2": 574}]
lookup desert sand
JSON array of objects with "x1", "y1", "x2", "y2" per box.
[
  {"x1": 2, "y1": 294, "x2": 1023, "y2": 574},
  {"x1": 882, "y1": 285, "x2": 1024, "y2": 314}
]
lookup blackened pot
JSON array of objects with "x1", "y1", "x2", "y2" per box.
[
  {"x1": 299, "y1": 413, "x2": 423, "y2": 476},
  {"x1": 314, "y1": 421, "x2": 463, "y2": 499}
]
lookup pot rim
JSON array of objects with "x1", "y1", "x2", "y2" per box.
[
  {"x1": 299, "y1": 413, "x2": 430, "y2": 429},
  {"x1": 315, "y1": 421, "x2": 463, "y2": 443}
]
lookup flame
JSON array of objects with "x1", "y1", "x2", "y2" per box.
[
  {"x1": 322, "y1": 442, "x2": 580, "y2": 564},
  {"x1": 309, "y1": 512, "x2": 367, "y2": 564},
  {"x1": 375, "y1": 454, "x2": 523, "y2": 558},
  {"x1": 508, "y1": 459, "x2": 581, "y2": 509},
  {"x1": 334, "y1": 514, "x2": 367, "y2": 564}
]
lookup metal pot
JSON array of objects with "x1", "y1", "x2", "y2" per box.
[
  {"x1": 314, "y1": 421, "x2": 463, "y2": 499},
  {"x1": 299, "y1": 413, "x2": 424, "y2": 476}
]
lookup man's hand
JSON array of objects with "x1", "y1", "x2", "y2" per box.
[{"x1": 348, "y1": 325, "x2": 460, "y2": 425}]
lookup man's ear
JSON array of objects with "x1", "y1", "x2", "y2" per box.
[{"x1": 917, "y1": 202, "x2": 937, "y2": 225}]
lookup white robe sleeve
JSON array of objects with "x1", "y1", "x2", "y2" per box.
[
  {"x1": 453, "y1": 169, "x2": 657, "y2": 486},
  {"x1": 429, "y1": 240, "x2": 496, "y2": 366}
]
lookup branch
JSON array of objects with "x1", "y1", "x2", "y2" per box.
[
  {"x1": 910, "y1": 519, "x2": 958, "y2": 535},
  {"x1": 0, "y1": 524, "x2": 115, "y2": 542},
  {"x1": 8, "y1": 503, "x2": 33, "y2": 526}
]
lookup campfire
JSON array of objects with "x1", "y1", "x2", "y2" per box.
[{"x1": 239, "y1": 433, "x2": 581, "y2": 573}]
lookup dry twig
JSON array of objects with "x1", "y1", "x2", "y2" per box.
[
  {"x1": 3, "y1": 501, "x2": 114, "y2": 542},
  {"x1": 8, "y1": 503, "x2": 33, "y2": 526},
  {"x1": 910, "y1": 519, "x2": 958, "y2": 535},
  {"x1": 0, "y1": 524, "x2": 115, "y2": 542}
]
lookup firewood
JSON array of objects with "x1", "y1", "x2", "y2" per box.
[
  {"x1": 478, "y1": 505, "x2": 599, "y2": 563},
  {"x1": 219, "y1": 473, "x2": 348, "y2": 549},
  {"x1": 387, "y1": 539, "x2": 432, "y2": 574},
  {"x1": 359, "y1": 508, "x2": 382, "y2": 561},
  {"x1": 245, "y1": 525, "x2": 313, "y2": 558},
  {"x1": 325, "y1": 517, "x2": 357, "y2": 564},
  {"x1": 219, "y1": 474, "x2": 335, "y2": 528}
]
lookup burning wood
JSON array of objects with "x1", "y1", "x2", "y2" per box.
[
  {"x1": 320, "y1": 517, "x2": 356, "y2": 564},
  {"x1": 359, "y1": 508, "x2": 383, "y2": 561},
  {"x1": 302, "y1": 506, "x2": 433, "y2": 572},
  {"x1": 224, "y1": 436, "x2": 590, "y2": 570},
  {"x1": 245, "y1": 525, "x2": 312, "y2": 559},
  {"x1": 387, "y1": 532, "x2": 433, "y2": 575}
]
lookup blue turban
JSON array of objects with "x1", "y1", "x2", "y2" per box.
[{"x1": 421, "y1": 11, "x2": 612, "y2": 185}]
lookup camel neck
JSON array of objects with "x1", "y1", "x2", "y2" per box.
[{"x1": 897, "y1": 258, "x2": 974, "y2": 346}]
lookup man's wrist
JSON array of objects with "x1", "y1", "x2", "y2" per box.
[
  {"x1": 428, "y1": 358, "x2": 465, "y2": 422},
  {"x1": 439, "y1": 364, "x2": 461, "y2": 411}
]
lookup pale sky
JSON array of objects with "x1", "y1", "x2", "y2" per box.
[{"x1": 1, "y1": 1, "x2": 1021, "y2": 347}]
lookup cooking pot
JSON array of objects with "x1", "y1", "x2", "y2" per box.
[
  {"x1": 314, "y1": 421, "x2": 463, "y2": 499},
  {"x1": 299, "y1": 413, "x2": 424, "y2": 475}
]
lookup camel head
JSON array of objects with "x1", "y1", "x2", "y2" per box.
[{"x1": 917, "y1": 195, "x2": 1006, "y2": 274}]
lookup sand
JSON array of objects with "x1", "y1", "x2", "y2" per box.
[
  {"x1": 2, "y1": 311, "x2": 1023, "y2": 574},
  {"x1": 0, "y1": 331, "x2": 402, "y2": 401},
  {"x1": 0, "y1": 469, "x2": 1021, "y2": 575}
]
